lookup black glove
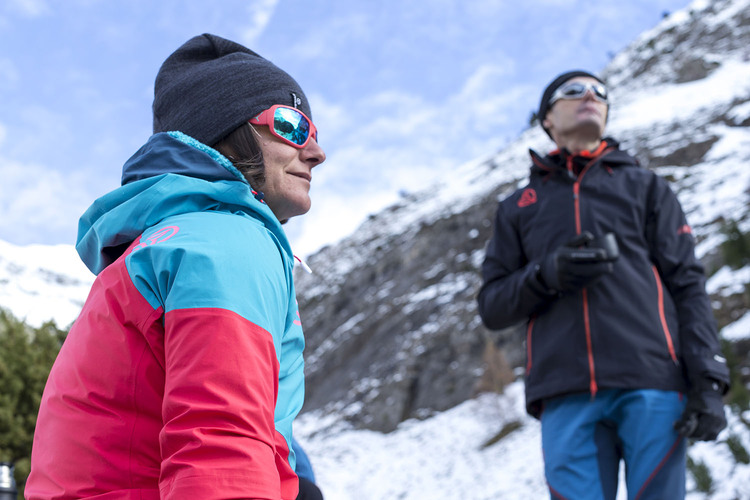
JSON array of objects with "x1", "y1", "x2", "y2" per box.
[
  {"x1": 538, "y1": 232, "x2": 619, "y2": 293},
  {"x1": 674, "y1": 378, "x2": 728, "y2": 441}
]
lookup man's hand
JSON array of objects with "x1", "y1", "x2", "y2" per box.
[
  {"x1": 538, "y1": 232, "x2": 619, "y2": 293},
  {"x1": 674, "y1": 379, "x2": 728, "y2": 441}
]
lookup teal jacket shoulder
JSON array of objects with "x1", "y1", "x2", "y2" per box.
[{"x1": 76, "y1": 131, "x2": 291, "y2": 275}]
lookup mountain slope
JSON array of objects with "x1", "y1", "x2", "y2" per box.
[
  {"x1": 288, "y1": 0, "x2": 750, "y2": 497},
  {"x1": 294, "y1": 0, "x2": 750, "y2": 435}
]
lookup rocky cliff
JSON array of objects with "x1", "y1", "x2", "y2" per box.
[{"x1": 294, "y1": 0, "x2": 750, "y2": 432}]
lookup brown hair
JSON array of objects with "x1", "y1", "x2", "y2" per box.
[{"x1": 213, "y1": 123, "x2": 265, "y2": 190}]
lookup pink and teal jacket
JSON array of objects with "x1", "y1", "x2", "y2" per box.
[{"x1": 26, "y1": 132, "x2": 306, "y2": 500}]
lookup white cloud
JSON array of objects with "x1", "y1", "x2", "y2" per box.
[
  {"x1": 0, "y1": 158, "x2": 90, "y2": 245},
  {"x1": 5, "y1": 0, "x2": 50, "y2": 17},
  {"x1": 285, "y1": 12, "x2": 373, "y2": 62},
  {"x1": 0, "y1": 0, "x2": 696, "y2": 252},
  {"x1": 285, "y1": 61, "x2": 534, "y2": 257},
  {"x1": 5, "y1": 105, "x2": 75, "y2": 163},
  {"x1": 452, "y1": 63, "x2": 535, "y2": 141},
  {"x1": 459, "y1": 64, "x2": 515, "y2": 97},
  {"x1": 239, "y1": 0, "x2": 280, "y2": 45}
]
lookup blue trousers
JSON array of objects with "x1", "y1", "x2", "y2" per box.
[{"x1": 541, "y1": 389, "x2": 686, "y2": 500}]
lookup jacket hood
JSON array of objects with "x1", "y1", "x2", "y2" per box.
[{"x1": 76, "y1": 132, "x2": 289, "y2": 275}]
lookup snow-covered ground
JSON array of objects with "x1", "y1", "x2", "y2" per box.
[
  {"x1": 295, "y1": 381, "x2": 547, "y2": 500},
  {"x1": 296, "y1": 376, "x2": 750, "y2": 500}
]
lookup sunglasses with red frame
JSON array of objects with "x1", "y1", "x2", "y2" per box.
[{"x1": 249, "y1": 105, "x2": 318, "y2": 149}]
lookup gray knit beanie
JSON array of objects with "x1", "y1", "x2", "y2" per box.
[
  {"x1": 538, "y1": 70, "x2": 605, "y2": 140},
  {"x1": 153, "y1": 33, "x2": 312, "y2": 147}
]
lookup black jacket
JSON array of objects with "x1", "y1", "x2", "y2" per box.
[{"x1": 477, "y1": 138, "x2": 729, "y2": 417}]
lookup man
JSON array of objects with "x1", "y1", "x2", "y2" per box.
[{"x1": 477, "y1": 70, "x2": 730, "y2": 499}]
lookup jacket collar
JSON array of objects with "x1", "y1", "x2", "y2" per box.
[
  {"x1": 529, "y1": 137, "x2": 637, "y2": 178},
  {"x1": 121, "y1": 131, "x2": 247, "y2": 186}
]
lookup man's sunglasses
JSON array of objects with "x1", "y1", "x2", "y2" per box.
[
  {"x1": 549, "y1": 81, "x2": 608, "y2": 106},
  {"x1": 249, "y1": 105, "x2": 318, "y2": 149}
]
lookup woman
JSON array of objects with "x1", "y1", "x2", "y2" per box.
[{"x1": 26, "y1": 33, "x2": 325, "y2": 500}]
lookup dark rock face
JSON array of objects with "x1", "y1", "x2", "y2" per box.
[
  {"x1": 296, "y1": 177, "x2": 523, "y2": 432},
  {"x1": 294, "y1": 0, "x2": 750, "y2": 433}
]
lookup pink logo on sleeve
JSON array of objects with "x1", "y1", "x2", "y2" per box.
[{"x1": 131, "y1": 226, "x2": 180, "y2": 253}]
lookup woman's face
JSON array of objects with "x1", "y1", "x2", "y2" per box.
[{"x1": 253, "y1": 125, "x2": 326, "y2": 222}]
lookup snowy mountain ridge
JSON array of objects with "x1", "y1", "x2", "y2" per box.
[
  {"x1": 291, "y1": 0, "x2": 750, "y2": 497},
  {"x1": 293, "y1": 0, "x2": 750, "y2": 423}
]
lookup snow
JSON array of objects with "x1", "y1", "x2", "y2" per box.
[
  {"x1": 611, "y1": 59, "x2": 750, "y2": 130},
  {"x1": 707, "y1": 265, "x2": 750, "y2": 298},
  {"x1": 685, "y1": 412, "x2": 750, "y2": 499},
  {"x1": 720, "y1": 310, "x2": 750, "y2": 342},
  {"x1": 295, "y1": 381, "x2": 550, "y2": 500},
  {"x1": 0, "y1": 239, "x2": 93, "y2": 328},
  {"x1": 296, "y1": 380, "x2": 750, "y2": 500}
]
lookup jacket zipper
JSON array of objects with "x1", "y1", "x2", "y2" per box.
[
  {"x1": 651, "y1": 265, "x2": 678, "y2": 363},
  {"x1": 571, "y1": 146, "x2": 615, "y2": 399},
  {"x1": 526, "y1": 316, "x2": 536, "y2": 375}
]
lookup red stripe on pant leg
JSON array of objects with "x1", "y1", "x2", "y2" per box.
[{"x1": 633, "y1": 436, "x2": 683, "y2": 500}]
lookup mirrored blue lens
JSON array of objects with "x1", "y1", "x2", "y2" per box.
[{"x1": 273, "y1": 108, "x2": 310, "y2": 145}]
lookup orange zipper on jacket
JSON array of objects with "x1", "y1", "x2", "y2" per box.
[
  {"x1": 571, "y1": 142, "x2": 614, "y2": 399},
  {"x1": 651, "y1": 265, "x2": 678, "y2": 363},
  {"x1": 582, "y1": 288, "x2": 597, "y2": 395}
]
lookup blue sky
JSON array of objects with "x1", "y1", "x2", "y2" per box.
[{"x1": 0, "y1": 0, "x2": 691, "y2": 257}]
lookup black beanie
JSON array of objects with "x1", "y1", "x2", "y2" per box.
[
  {"x1": 152, "y1": 33, "x2": 312, "y2": 147},
  {"x1": 538, "y1": 70, "x2": 605, "y2": 139}
]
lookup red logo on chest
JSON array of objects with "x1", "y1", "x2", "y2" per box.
[{"x1": 518, "y1": 188, "x2": 538, "y2": 208}]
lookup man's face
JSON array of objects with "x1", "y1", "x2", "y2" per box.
[{"x1": 542, "y1": 77, "x2": 608, "y2": 142}]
